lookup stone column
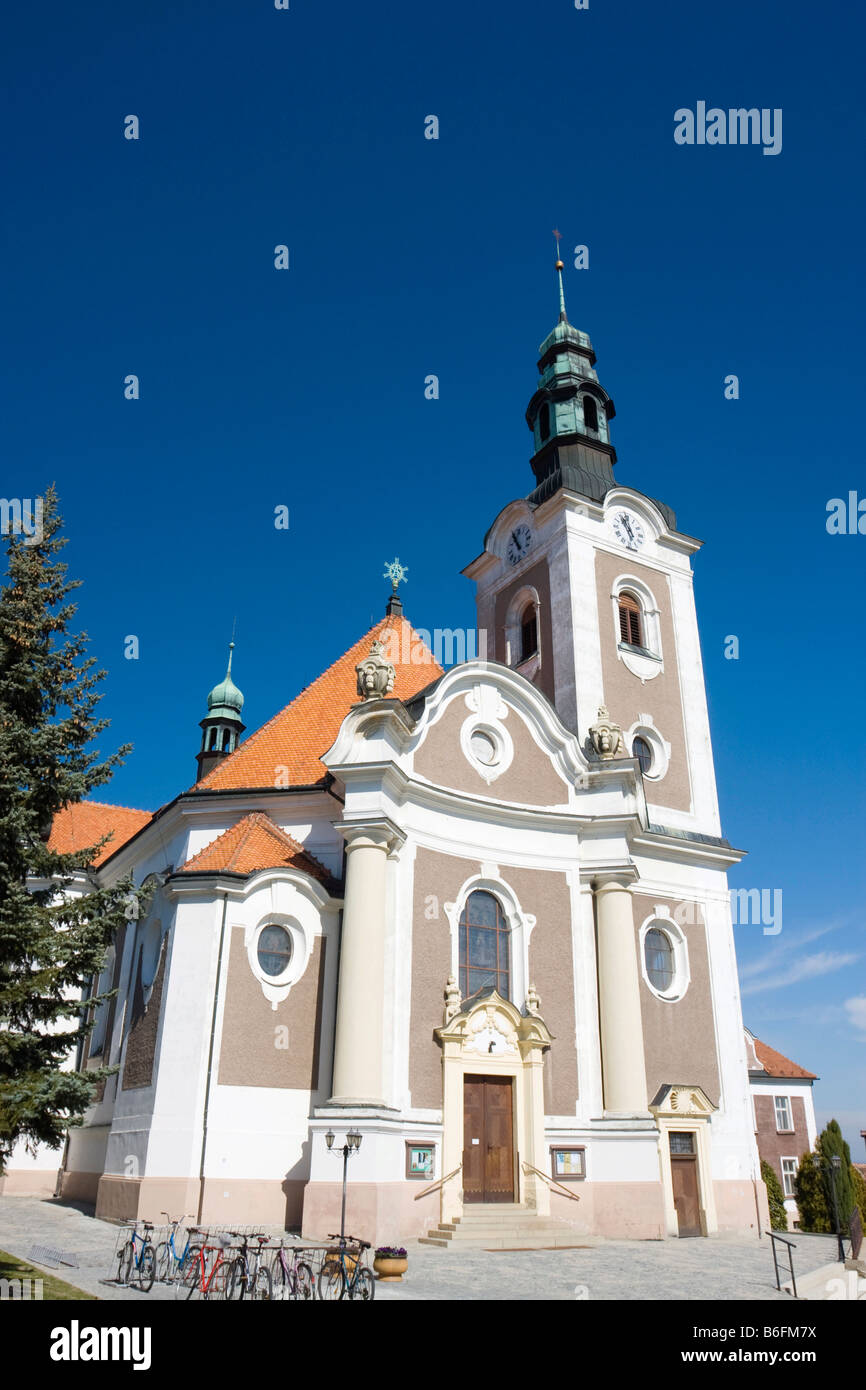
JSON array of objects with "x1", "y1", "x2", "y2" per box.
[
  {"x1": 330, "y1": 825, "x2": 394, "y2": 1106},
  {"x1": 594, "y1": 873, "x2": 648, "y2": 1114}
]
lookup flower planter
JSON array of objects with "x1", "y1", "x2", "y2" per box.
[{"x1": 373, "y1": 1255, "x2": 408, "y2": 1282}]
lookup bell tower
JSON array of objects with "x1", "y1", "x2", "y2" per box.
[
  {"x1": 195, "y1": 642, "x2": 246, "y2": 783},
  {"x1": 463, "y1": 250, "x2": 722, "y2": 836}
]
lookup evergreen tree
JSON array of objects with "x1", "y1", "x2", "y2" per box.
[
  {"x1": 851, "y1": 1165, "x2": 866, "y2": 1234},
  {"x1": 794, "y1": 1151, "x2": 831, "y2": 1232},
  {"x1": 817, "y1": 1119, "x2": 856, "y2": 1230},
  {"x1": 761, "y1": 1158, "x2": 788, "y2": 1230},
  {"x1": 0, "y1": 486, "x2": 147, "y2": 1169}
]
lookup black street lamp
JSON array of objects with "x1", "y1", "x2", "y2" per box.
[
  {"x1": 325, "y1": 1128, "x2": 363, "y2": 1242},
  {"x1": 812, "y1": 1152, "x2": 845, "y2": 1261}
]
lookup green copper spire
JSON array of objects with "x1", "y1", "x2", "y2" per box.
[
  {"x1": 553, "y1": 228, "x2": 567, "y2": 321},
  {"x1": 206, "y1": 641, "x2": 245, "y2": 721}
]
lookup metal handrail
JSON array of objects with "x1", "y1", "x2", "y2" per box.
[
  {"x1": 766, "y1": 1230, "x2": 797, "y2": 1298},
  {"x1": 413, "y1": 1163, "x2": 462, "y2": 1201},
  {"x1": 521, "y1": 1160, "x2": 582, "y2": 1204}
]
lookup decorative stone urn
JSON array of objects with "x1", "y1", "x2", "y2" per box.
[
  {"x1": 588, "y1": 705, "x2": 625, "y2": 760},
  {"x1": 373, "y1": 1249, "x2": 408, "y2": 1282},
  {"x1": 355, "y1": 639, "x2": 396, "y2": 701}
]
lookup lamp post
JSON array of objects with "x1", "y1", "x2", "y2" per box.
[
  {"x1": 325, "y1": 1128, "x2": 363, "y2": 1242},
  {"x1": 812, "y1": 1152, "x2": 845, "y2": 1261}
]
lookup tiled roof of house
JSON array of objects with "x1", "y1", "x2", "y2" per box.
[
  {"x1": 748, "y1": 1033, "x2": 817, "y2": 1080},
  {"x1": 47, "y1": 800, "x2": 152, "y2": 868},
  {"x1": 177, "y1": 811, "x2": 339, "y2": 890},
  {"x1": 195, "y1": 614, "x2": 442, "y2": 792}
]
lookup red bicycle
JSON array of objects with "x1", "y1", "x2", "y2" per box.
[{"x1": 175, "y1": 1230, "x2": 232, "y2": 1300}]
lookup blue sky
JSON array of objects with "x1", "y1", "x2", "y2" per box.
[{"x1": 3, "y1": 0, "x2": 864, "y2": 1151}]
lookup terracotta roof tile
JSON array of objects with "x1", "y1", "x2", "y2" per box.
[
  {"x1": 749, "y1": 1035, "x2": 817, "y2": 1080},
  {"x1": 195, "y1": 615, "x2": 442, "y2": 792},
  {"x1": 177, "y1": 811, "x2": 339, "y2": 889},
  {"x1": 47, "y1": 801, "x2": 152, "y2": 868}
]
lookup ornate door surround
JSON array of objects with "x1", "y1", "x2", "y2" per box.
[{"x1": 435, "y1": 989, "x2": 553, "y2": 1224}]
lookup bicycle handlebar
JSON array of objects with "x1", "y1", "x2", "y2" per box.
[{"x1": 327, "y1": 1233, "x2": 371, "y2": 1249}]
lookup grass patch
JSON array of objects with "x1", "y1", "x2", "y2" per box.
[{"x1": 0, "y1": 1248, "x2": 97, "y2": 1300}]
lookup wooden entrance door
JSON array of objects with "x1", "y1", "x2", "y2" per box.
[
  {"x1": 463, "y1": 1075, "x2": 514, "y2": 1203},
  {"x1": 669, "y1": 1131, "x2": 702, "y2": 1237}
]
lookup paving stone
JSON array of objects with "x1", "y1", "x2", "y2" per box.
[{"x1": 0, "y1": 1196, "x2": 840, "y2": 1302}]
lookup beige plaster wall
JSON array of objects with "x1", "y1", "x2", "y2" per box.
[
  {"x1": 595, "y1": 549, "x2": 691, "y2": 813},
  {"x1": 218, "y1": 930, "x2": 327, "y2": 1090},
  {"x1": 414, "y1": 695, "x2": 568, "y2": 806},
  {"x1": 632, "y1": 892, "x2": 720, "y2": 1107}
]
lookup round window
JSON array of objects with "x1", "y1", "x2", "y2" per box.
[
  {"x1": 633, "y1": 736, "x2": 652, "y2": 775},
  {"x1": 257, "y1": 925, "x2": 293, "y2": 978},
  {"x1": 470, "y1": 730, "x2": 498, "y2": 766},
  {"x1": 644, "y1": 927, "x2": 674, "y2": 991}
]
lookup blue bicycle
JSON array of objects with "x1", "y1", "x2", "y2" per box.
[
  {"x1": 154, "y1": 1212, "x2": 194, "y2": 1286},
  {"x1": 117, "y1": 1220, "x2": 156, "y2": 1292}
]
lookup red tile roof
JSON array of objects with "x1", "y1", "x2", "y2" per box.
[
  {"x1": 177, "y1": 811, "x2": 338, "y2": 888},
  {"x1": 195, "y1": 615, "x2": 442, "y2": 792},
  {"x1": 47, "y1": 800, "x2": 152, "y2": 868},
  {"x1": 750, "y1": 1035, "x2": 817, "y2": 1080}
]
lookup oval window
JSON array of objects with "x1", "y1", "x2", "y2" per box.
[
  {"x1": 257, "y1": 925, "x2": 293, "y2": 978},
  {"x1": 470, "y1": 730, "x2": 498, "y2": 766},
  {"x1": 633, "y1": 736, "x2": 652, "y2": 774},
  {"x1": 644, "y1": 927, "x2": 674, "y2": 992}
]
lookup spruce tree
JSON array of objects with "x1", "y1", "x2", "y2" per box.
[
  {"x1": 794, "y1": 1150, "x2": 831, "y2": 1231},
  {"x1": 761, "y1": 1158, "x2": 788, "y2": 1230},
  {"x1": 818, "y1": 1119, "x2": 856, "y2": 1229},
  {"x1": 0, "y1": 485, "x2": 147, "y2": 1169}
]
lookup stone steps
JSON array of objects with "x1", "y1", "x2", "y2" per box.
[{"x1": 420, "y1": 1205, "x2": 588, "y2": 1250}]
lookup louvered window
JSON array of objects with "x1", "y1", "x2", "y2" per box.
[
  {"x1": 618, "y1": 593, "x2": 643, "y2": 647},
  {"x1": 520, "y1": 604, "x2": 538, "y2": 661}
]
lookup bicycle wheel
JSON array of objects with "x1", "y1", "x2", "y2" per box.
[
  {"x1": 153, "y1": 1242, "x2": 171, "y2": 1284},
  {"x1": 136, "y1": 1245, "x2": 156, "y2": 1293},
  {"x1": 273, "y1": 1259, "x2": 293, "y2": 1301},
  {"x1": 318, "y1": 1261, "x2": 345, "y2": 1301},
  {"x1": 253, "y1": 1266, "x2": 273, "y2": 1301},
  {"x1": 350, "y1": 1267, "x2": 375, "y2": 1302},
  {"x1": 116, "y1": 1240, "x2": 133, "y2": 1286},
  {"x1": 176, "y1": 1252, "x2": 200, "y2": 1300},
  {"x1": 226, "y1": 1257, "x2": 247, "y2": 1301},
  {"x1": 296, "y1": 1261, "x2": 315, "y2": 1301}
]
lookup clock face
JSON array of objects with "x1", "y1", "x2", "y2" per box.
[
  {"x1": 506, "y1": 523, "x2": 532, "y2": 566},
  {"x1": 612, "y1": 510, "x2": 646, "y2": 551}
]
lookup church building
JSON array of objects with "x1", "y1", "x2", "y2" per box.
[{"x1": 11, "y1": 265, "x2": 769, "y2": 1243}]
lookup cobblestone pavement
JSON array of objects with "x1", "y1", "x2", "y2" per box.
[{"x1": 0, "y1": 1196, "x2": 839, "y2": 1302}]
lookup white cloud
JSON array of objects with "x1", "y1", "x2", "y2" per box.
[
  {"x1": 740, "y1": 951, "x2": 860, "y2": 997},
  {"x1": 738, "y1": 923, "x2": 841, "y2": 981},
  {"x1": 844, "y1": 996, "x2": 866, "y2": 1037}
]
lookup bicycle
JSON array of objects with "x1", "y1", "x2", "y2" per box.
[
  {"x1": 272, "y1": 1241, "x2": 315, "y2": 1301},
  {"x1": 226, "y1": 1232, "x2": 273, "y2": 1301},
  {"x1": 175, "y1": 1231, "x2": 232, "y2": 1301},
  {"x1": 154, "y1": 1212, "x2": 194, "y2": 1285},
  {"x1": 318, "y1": 1234, "x2": 375, "y2": 1301},
  {"x1": 116, "y1": 1220, "x2": 156, "y2": 1293}
]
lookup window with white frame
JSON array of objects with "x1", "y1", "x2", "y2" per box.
[
  {"x1": 781, "y1": 1157, "x2": 798, "y2": 1198},
  {"x1": 774, "y1": 1095, "x2": 793, "y2": 1132}
]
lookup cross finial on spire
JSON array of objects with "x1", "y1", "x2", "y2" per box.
[
  {"x1": 383, "y1": 557, "x2": 408, "y2": 617},
  {"x1": 552, "y1": 228, "x2": 567, "y2": 322}
]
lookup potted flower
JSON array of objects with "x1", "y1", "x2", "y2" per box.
[{"x1": 373, "y1": 1246, "x2": 408, "y2": 1281}]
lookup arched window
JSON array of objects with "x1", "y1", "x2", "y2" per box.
[
  {"x1": 222, "y1": 728, "x2": 233, "y2": 751},
  {"x1": 539, "y1": 403, "x2": 551, "y2": 441},
  {"x1": 632, "y1": 736, "x2": 652, "y2": 774},
  {"x1": 520, "y1": 603, "x2": 538, "y2": 661},
  {"x1": 459, "y1": 891, "x2": 510, "y2": 1002},
  {"x1": 618, "y1": 592, "x2": 643, "y2": 647},
  {"x1": 207, "y1": 728, "x2": 218, "y2": 751},
  {"x1": 257, "y1": 925, "x2": 293, "y2": 978},
  {"x1": 644, "y1": 927, "x2": 674, "y2": 991},
  {"x1": 583, "y1": 395, "x2": 598, "y2": 432}
]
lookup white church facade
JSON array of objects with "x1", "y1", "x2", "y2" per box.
[{"x1": 6, "y1": 276, "x2": 770, "y2": 1244}]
